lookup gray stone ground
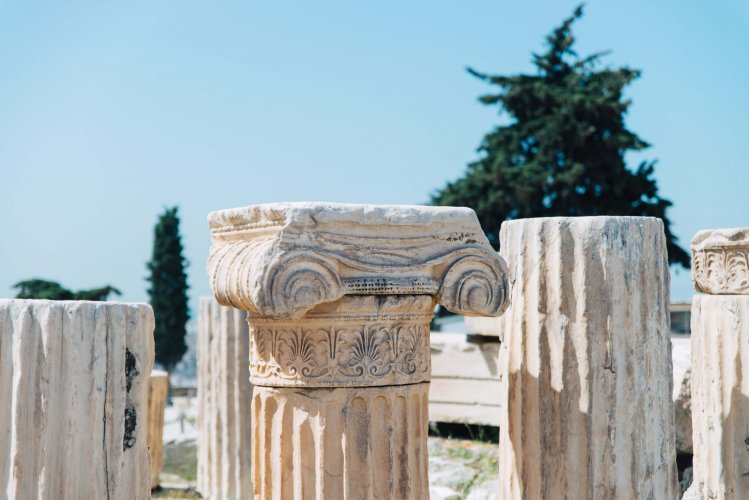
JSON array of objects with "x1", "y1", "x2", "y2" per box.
[{"x1": 153, "y1": 436, "x2": 499, "y2": 499}]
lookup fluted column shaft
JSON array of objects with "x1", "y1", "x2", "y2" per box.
[
  {"x1": 253, "y1": 384, "x2": 429, "y2": 499},
  {"x1": 691, "y1": 296, "x2": 749, "y2": 498},
  {"x1": 0, "y1": 300, "x2": 154, "y2": 500},
  {"x1": 498, "y1": 217, "x2": 678, "y2": 499},
  {"x1": 690, "y1": 228, "x2": 749, "y2": 499},
  {"x1": 197, "y1": 297, "x2": 253, "y2": 500}
]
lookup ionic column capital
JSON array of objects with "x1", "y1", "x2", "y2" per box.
[{"x1": 207, "y1": 202, "x2": 509, "y2": 319}]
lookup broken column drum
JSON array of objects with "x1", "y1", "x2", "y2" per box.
[
  {"x1": 690, "y1": 228, "x2": 749, "y2": 499},
  {"x1": 498, "y1": 217, "x2": 678, "y2": 500},
  {"x1": 207, "y1": 202, "x2": 509, "y2": 499},
  {"x1": 0, "y1": 300, "x2": 154, "y2": 500}
]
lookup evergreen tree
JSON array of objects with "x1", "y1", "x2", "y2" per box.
[
  {"x1": 147, "y1": 207, "x2": 190, "y2": 372},
  {"x1": 432, "y1": 5, "x2": 689, "y2": 268},
  {"x1": 13, "y1": 278, "x2": 121, "y2": 300},
  {"x1": 74, "y1": 285, "x2": 122, "y2": 301}
]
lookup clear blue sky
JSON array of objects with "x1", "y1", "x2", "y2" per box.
[{"x1": 2, "y1": 1, "x2": 747, "y2": 314}]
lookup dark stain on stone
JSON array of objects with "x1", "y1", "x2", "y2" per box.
[
  {"x1": 124, "y1": 349, "x2": 139, "y2": 450},
  {"x1": 442, "y1": 232, "x2": 472, "y2": 242},
  {"x1": 123, "y1": 404, "x2": 137, "y2": 450},
  {"x1": 125, "y1": 349, "x2": 138, "y2": 393}
]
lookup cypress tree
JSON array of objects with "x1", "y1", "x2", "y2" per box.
[
  {"x1": 432, "y1": 4, "x2": 689, "y2": 267},
  {"x1": 147, "y1": 207, "x2": 190, "y2": 372}
]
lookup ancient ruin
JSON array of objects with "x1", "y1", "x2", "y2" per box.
[
  {"x1": 497, "y1": 217, "x2": 678, "y2": 499},
  {"x1": 206, "y1": 202, "x2": 509, "y2": 499},
  {"x1": 0, "y1": 300, "x2": 154, "y2": 500}
]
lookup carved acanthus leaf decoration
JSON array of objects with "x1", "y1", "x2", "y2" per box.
[{"x1": 248, "y1": 295, "x2": 433, "y2": 388}]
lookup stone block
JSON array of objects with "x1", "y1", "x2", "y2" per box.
[
  {"x1": 464, "y1": 316, "x2": 501, "y2": 337},
  {"x1": 430, "y1": 333, "x2": 501, "y2": 426}
]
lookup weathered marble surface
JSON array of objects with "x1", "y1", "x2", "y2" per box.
[
  {"x1": 691, "y1": 295, "x2": 749, "y2": 499},
  {"x1": 692, "y1": 227, "x2": 749, "y2": 295},
  {"x1": 148, "y1": 369, "x2": 168, "y2": 488},
  {"x1": 498, "y1": 217, "x2": 678, "y2": 499},
  {"x1": 197, "y1": 298, "x2": 252, "y2": 500},
  {"x1": 252, "y1": 383, "x2": 429, "y2": 499},
  {"x1": 207, "y1": 202, "x2": 509, "y2": 319},
  {"x1": 0, "y1": 300, "x2": 154, "y2": 500},
  {"x1": 248, "y1": 294, "x2": 433, "y2": 388}
]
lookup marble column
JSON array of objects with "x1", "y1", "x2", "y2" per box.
[
  {"x1": 0, "y1": 300, "x2": 154, "y2": 500},
  {"x1": 148, "y1": 369, "x2": 169, "y2": 489},
  {"x1": 197, "y1": 297, "x2": 253, "y2": 500},
  {"x1": 689, "y1": 228, "x2": 749, "y2": 499},
  {"x1": 206, "y1": 202, "x2": 509, "y2": 500},
  {"x1": 498, "y1": 217, "x2": 678, "y2": 499}
]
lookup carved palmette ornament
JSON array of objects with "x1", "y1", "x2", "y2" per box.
[
  {"x1": 692, "y1": 228, "x2": 749, "y2": 295},
  {"x1": 248, "y1": 295, "x2": 433, "y2": 387},
  {"x1": 207, "y1": 202, "x2": 509, "y2": 319}
]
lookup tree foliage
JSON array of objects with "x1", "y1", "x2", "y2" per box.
[
  {"x1": 147, "y1": 206, "x2": 190, "y2": 372},
  {"x1": 431, "y1": 4, "x2": 689, "y2": 268},
  {"x1": 13, "y1": 279, "x2": 121, "y2": 301}
]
